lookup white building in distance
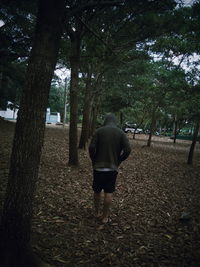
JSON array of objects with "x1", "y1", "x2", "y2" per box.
[{"x1": 0, "y1": 102, "x2": 61, "y2": 124}]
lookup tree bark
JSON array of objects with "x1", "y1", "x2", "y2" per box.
[
  {"x1": 68, "y1": 37, "x2": 81, "y2": 166},
  {"x1": 63, "y1": 77, "x2": 68, "y2": 127},
  {"x1": 0, "y1": 0, "x2": 65, "y2": 265},
  {"x1": 89, "y1": 101, "x2": 99, "y2": 137},
  {"x1": 79, "y1": 73, "x2": 93, "y2": 149},
  {"x1": 79, "y1": 67, "x2": 104, "y2": 145},
  {"x1": 173, "y1": 116, "x2": 178, "y2": 144},
  {"x1": 147, "y1": 109, "x2": 156, "y2": 147},
  {"x1": 187, "y1": 120, "x2": 200, "y2": 165}
]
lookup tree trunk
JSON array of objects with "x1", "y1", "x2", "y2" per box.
[
  {"x1": 90, "y1": 103, "x2": 99, "y2": 137},
  {"x1": 79, "y1": 74, "x2": 93, "y2": 149},
  {"x1": 147, "y1": 109, "x2": 156, "y2": 147},
  {"x1": 187, "y1": 120, "x2": 200, "y2": 165},
  {"x1": 68, "y1": 37, "x2": 80, "y2": 166},
  {"x1": 0, "y1": 0, "x2": 65, "y2": 265},
  {"x1": 63, "y1": 77, "x2": 68, "y2": 127},
  {"x1": 81, "y1": 71, "x2": 104, "y2": 139},
  {"x1": 173, "y1": 116, "x2": 178, "y2": 144}
]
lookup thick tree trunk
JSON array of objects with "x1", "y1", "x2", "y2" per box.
[
  {"x1": 187, "y1": 120, "x2": 200, "y2": 165},
  {"x1": 90, "y1": 104, "x2": 99, "y2": 137},
  {"x1": 68, "y1": 38, "x2": 80, "y2": 166},
  {"x1": 0, "y1": 0, "x2": 64, "y2": 266},
  {"x1": 79, "y1": 75, "x2": 93, "y2": 149}
]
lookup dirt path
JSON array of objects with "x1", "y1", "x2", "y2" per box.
[{"x1": 0, "y1": 120, "x2": 200, "y2": 266}]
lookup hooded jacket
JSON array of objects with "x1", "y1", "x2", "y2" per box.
[{"x1": 89, "y1": 114, "x2": 131, "y2": 171}]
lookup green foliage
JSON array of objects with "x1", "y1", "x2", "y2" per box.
[
  {"x1": 0, "y1": 60, "x2": 27, "y2": 109},
  {"x1": 0, "y1": 0, "x2": 36, "y2": 108},
  {"x1": 185, "y1": 85, "x2": 200, "y2": 120},
  {"x1": 0, "y1": 1, "x2": 36, "y2": 62},
  {"x1": 48, "y1": 84, "x2": 65, "y2": 115}
]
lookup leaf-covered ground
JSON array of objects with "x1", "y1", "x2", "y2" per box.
[{"x1": 0, "y1": 120, "x2": 200, "y2": 267}]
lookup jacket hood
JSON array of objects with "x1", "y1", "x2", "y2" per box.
[{"x1": 103, "y1": 114, "x2": 117, "y2": 127}]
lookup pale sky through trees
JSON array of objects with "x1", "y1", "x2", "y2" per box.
[
  {"x1": 182, "y1": 0, "x2": 196, "y2": 5},
  {"x1": 0, "y1": 20, "x2": 5, "y2": 27}
]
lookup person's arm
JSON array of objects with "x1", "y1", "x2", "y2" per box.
[
  {"x1": 119, "y1": 133, "x2": 131, "y2": 162},
  {"x1": 89, "y1": 132, "x2": 98, "y2": 161}
]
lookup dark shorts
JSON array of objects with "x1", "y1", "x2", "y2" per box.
[{"x1": 92, "y1": 170, "x2": 118, "y2": 193}]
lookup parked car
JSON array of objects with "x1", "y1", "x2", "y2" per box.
[{"x1": 124, "y1": 126, "x2": 143, "y2": 134}]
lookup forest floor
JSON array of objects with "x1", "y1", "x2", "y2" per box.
[{"x1": 0, "y1": 119, "x2": 200, "y2": 267}]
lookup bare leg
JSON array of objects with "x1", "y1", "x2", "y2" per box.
[
  {"x1": 93, "y1": 192, "x2": 102, "y2": 217},
  {"x1": 101, "y1": 193, "x2": 113, "y2": 223}
]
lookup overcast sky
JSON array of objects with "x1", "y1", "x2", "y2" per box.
[
  {"x1": 0, "y1": 20, "x2": 5, "y2": 27},
  {"x1": 182, "y1": 0, "x2": 196, "y2": 6}
]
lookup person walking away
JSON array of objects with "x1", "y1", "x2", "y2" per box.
[{"x1": 89, "y1": 114, "x2": 131, "y2": 223}]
